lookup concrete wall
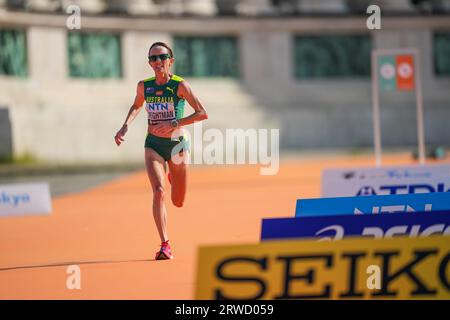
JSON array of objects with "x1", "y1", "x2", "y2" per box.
[
  {"x1": 0, "y1": 12, "x2": 450, "y2": 163},
  {"x1": 0, "y1": 107, "x2": 12, "y2": 159}
]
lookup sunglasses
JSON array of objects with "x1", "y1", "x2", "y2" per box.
[{"x1": 148, "y1": 53, "x2": 172, "y2": 62}]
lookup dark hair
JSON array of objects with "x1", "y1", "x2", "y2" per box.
[{"x1": 149, "y1": 42, "x2": 174, "y2": 58}]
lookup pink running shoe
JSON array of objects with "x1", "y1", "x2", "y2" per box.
[{"x1": 155, "y1": 240, "x2": 174, "y2": 260}]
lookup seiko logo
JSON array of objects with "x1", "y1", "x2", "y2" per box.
[{"x1": 213, "y1": 249, "x2": 450, "y2": 299}]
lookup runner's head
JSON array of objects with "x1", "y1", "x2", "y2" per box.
[{"x1": 148, "y1": 42, "x2": 175, "y2": 75}]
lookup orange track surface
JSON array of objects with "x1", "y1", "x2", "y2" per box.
[{"x1": 0, "y1": 153, "x2": 448, "y2": 299}]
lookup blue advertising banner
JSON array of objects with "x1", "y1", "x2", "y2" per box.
[
  {"x1": 295, "y1": 192, "x2": 450, "y2": 217},
  {"x1": 261, "y1": 211, "x2": 450, "y2": 241}
]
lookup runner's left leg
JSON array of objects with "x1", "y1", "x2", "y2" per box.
[{"x1": 167, "y1": 151, "x2": 188, "y2": 207}]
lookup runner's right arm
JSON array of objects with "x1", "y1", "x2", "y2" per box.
[{"x1": 115, "y1": 81, "x2": 145, "y2": 146}]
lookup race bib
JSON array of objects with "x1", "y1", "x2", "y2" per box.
[{"x1": 146, "y1": 102, "x2": 175, "y2": 124}]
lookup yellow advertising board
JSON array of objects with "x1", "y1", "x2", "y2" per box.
[{"x1": 195, "y1": 236, "x2": 450, "y2": 299}]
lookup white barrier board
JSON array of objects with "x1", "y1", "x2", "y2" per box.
[
  {"x1": 0, "y1": 183, "x2": 52, "y2": 217},
  {"x1": 322, "y1": 163, "x2": 450, "y2": 197}
]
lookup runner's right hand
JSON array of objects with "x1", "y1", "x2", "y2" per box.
[{"x1": 115, "y1": 124, "x2": 128, "y2": 146}]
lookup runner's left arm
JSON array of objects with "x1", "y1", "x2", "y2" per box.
[
  {"x1": 176, "y1": 80, "x2": 208, "y2": 126},
  {"x1": 153, "y1": 81, "x2": 208, "y2": 135}
]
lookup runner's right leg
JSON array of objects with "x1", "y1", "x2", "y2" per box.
[{"x1": 145, "y1": 148, "x2": 168, "y2": 243}]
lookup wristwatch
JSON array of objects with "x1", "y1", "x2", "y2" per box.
[{"x1": 170, "y1": 119, "x2": 179, "y2": 128}]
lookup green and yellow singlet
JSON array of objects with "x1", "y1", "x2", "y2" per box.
[{"x1": 143, "y1": 74, "x2": 186, "y2": 125}]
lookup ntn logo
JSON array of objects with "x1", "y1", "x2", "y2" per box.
[
  {"x1": 147, "y1": 103, "x2": 170, "y2": 111},
  {"x1": 354, "y1": 204, "x2": 432, "y2": 214}
]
